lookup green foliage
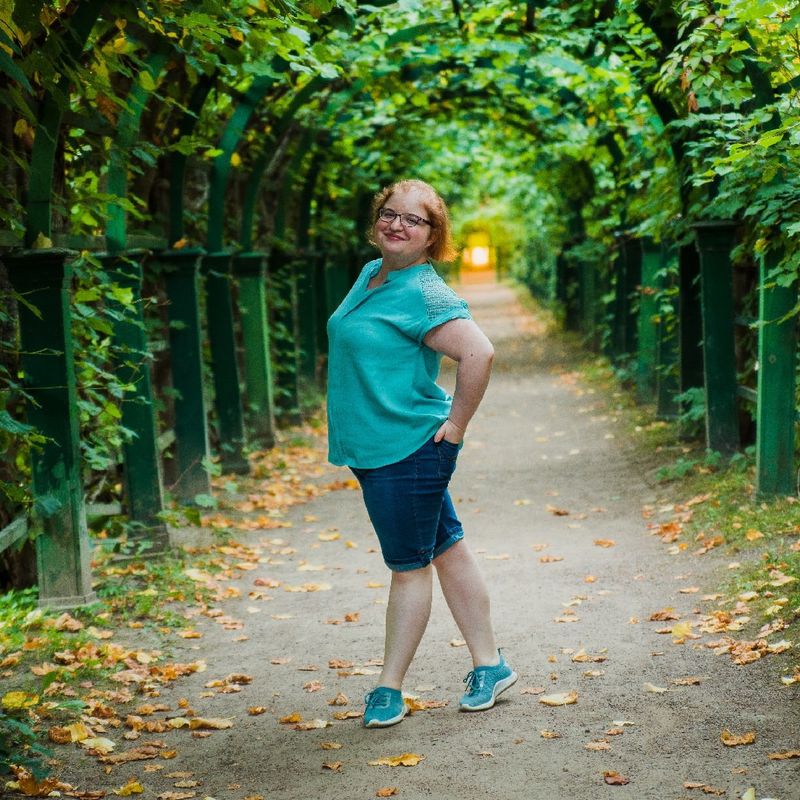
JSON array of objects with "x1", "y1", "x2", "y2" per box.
[
  {"x1": 0, "y1": 589, "x2": 49, "y2": 779},
  {"x1": 0, "y1": 707, "x2": 51, "y2": 780},
  {"x1": 1, "y1": 0, "x2": 799, "y2": 531}
]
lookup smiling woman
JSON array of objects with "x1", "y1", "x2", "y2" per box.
[
  {"x1": 326, "y1": 178, "x2": 516, "y2": 729},
  {"x1": 367, "y1": 179, "x2": 458, "y2": 270}
]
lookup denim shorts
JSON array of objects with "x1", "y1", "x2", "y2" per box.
[{"x1": 350, "y1": 436, "x2": 464, "y2": 572}]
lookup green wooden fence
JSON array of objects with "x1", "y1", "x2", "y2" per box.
[{"x1": 553, "y1": 225, "x2": 798, "y2": 498}]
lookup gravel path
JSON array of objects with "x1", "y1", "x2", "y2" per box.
[{"x1": 50, "y1": 273, "x2": 798, "y2": 800}]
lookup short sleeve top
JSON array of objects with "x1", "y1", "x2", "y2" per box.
[{"x1": 326, "y1": 259, "x2": 471, "y2": 468}]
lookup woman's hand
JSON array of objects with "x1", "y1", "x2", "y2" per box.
[{"x1": 433, "y1": 418, "x2": 464, "y2": 444}]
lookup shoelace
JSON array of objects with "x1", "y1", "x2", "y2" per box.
[
  {"x1": 365, "y1": 690, "x2": 391, "y2": 709},
  {"x1": 463, "y1": 670, "x2": 485, "y2": 695}
]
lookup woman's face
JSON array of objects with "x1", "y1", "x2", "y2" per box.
[{"x1": 374, "y1": 188, "x2": 433, "y2": 266}]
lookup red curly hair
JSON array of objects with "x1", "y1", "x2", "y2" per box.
[{"x1": 368, "y1": 179, "x2": 457, "y2": 263}]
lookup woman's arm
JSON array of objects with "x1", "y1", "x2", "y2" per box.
[{"x1": 423, "y1": 318, "x2": 494, "y2": 443}]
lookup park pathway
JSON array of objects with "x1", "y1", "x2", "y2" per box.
[{"x1": 62, "y1": 272, "x2": 798, "y2": 800}]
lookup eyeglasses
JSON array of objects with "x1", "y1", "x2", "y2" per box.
[{"x1": 377, "y1": 207, "x2": 431, "y2": 228}]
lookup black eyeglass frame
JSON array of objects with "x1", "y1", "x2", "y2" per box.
[{"x1": 377, "y1": 207, "x2": 432, "y2": 228}]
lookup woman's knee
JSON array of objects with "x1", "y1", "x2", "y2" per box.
[
  {"x1": 432, "y1": 538, "x2": 468, "y2": 569},
  {"x1": 391, "y1": 564, "x2": 432, "y2": 584}
]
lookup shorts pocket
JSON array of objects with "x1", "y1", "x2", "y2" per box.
[{"x1": 436, "y1": 438, "x2": 459, "y2": 477}]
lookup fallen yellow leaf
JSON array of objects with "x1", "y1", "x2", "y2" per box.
[
  {"x1": 768, "y1": 750, "x2": 800, "y2": 759},
  {"x1": 376, "y1": 789, "x2": 399, "y2": 797},
  {"x1": 404, "y1": 697, "x2": 448, "y2": 712},
  {"x1": 540, "y1": 730, "x2": 561, "y2": 738},
  {"x1": 671, "y1": 621, "x2": 693, "y2": 641},
  {"x1": 81, "y1": 737, "x2": 116, "y2": 754},
  {"x1": 584, "y1": 739, "x2": 611, "y2": 751},
  {"x1": 332, "y1": 710, "x2": 362, "y2": 720},
  {"x1": 284, "y1": 582, "x2": 332, "y2": 592},
  {"x1": 2, "y1": 691, "x2": 39, "y2": 710},
  {"x1": 720, "y1": 728, "x2": 756, "y2": 747},
  {"x1": 539, "y1": 691, "x2": 578, "y2": 706},
  {"x1": 320, "y1": 741, "x2": 343, "y2": 750},
  {"x1": 294, "y1": 719, "x2": 331, "y2": 730},
  {"x1": 672, "y1": 676, "x2": 703, "y2": 686},
  {"x1": 571, "y1": 649, "x2": 606, "y2": 663},
  {"x1": 156, "y1": 793, "x2": 195, "y2": 800},
  {"x1": 368, "y1": 753, "x2": 425, "y2": 767},
  {"x1": 114, "y1": 780, "x2": 144, "y2": 796},
  {"x1": 593, "y1": 539, "x2": 615, "y2": 548}
]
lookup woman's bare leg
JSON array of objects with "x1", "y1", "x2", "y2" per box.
[
  {"x1": 434, "y1": 540, "x2": 499, "y2": 667},
  {"x1": 378, "y1": 565, "x2": 433, "y2": 689}
]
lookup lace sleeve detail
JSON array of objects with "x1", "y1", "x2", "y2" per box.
[{"x1": 418, "y1": 269, "x2": 468, "y2": 320}]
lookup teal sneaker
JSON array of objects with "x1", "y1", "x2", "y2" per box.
[
  {"x1": 363, "y1": 686, "x2": 407, "y2": 728},
  {"x1": 460, "y1": 652, "x2": 518, "y2": 711}
]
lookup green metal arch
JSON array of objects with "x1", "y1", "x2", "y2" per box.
[
  {"x1": 107, "y1": 49, "x2": 170, "y2": 253},
  {"x1": 24, "y1": 0, "x2": 104, "y2": 247}
]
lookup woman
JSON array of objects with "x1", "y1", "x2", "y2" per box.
[{"x1": 326, "y1": 179, "x2": 516, "y2": 728}]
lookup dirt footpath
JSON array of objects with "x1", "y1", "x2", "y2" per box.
[{"x1": 56, "y1": 274, "x2": 798, "y2": 800}]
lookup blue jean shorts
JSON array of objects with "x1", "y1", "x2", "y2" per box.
[{"x1": 350, "y1": 436, "x2": 464, "y2": 572}]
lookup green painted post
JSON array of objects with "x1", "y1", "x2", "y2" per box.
[
  {"x1": 163, "y1": 81, "x2": 215, "y2": 502},
  {"x1": 756, "y1": 250, "x2": 798, "y2": 496},
  {"x1": 678, "y1": 243, "x2": 704, "y2": 389},
  {"x1": 636, "y1": 238, "x2": 661, "y2": 403},
  {"x1": 693, "y1": 221, "x2": 740, "y2": 456},
  {"x1": 656, "y1": 248, "x2": 680, "y2": 420},
  {"x1": 157, "y1": 248, "x2": 212, "y2": 502},
  {"x1": 296, "y1": 253, "x2": 318, "y2": 384},
  {"x1": 5, "y1": 250, "x2": 95, "y2": 608},
  {"x1": 578, "y1": 258, "x2": 598, "y2": 347},
  {"x1": 102, "y1": 252, "x2": 168, "y2": 551},
  {"x1": 677, "y1": 243, "x2": 704, "y2": 435},
  {"x1": 562, "y1": 251, "x2": 581, "y2": 331},
  {"x1": 609, "y1": 235, "x2": 626, "y2": 361},
  {"x1": 314, "y1": 252, "x2": 329, "y2": 358},
  {"x1": 102, "y1": 49, "x2": 169, "y2": 548},
  {"x1": 233, "y1": 252, "x2": 276, "y2": 449},
  {"x1": 202, "y1": 252, "x2": 249, "y2": 473},
  {"x1": 620, "y1": 236, "x2": 641, "y2": 362},
  {"x1": 267, "y1": 246, "x2": 301, "y2": 425},
  {"x1": 295, "y1": 153, "x2": 323, "y2": 384},
  {"x1": 202, "y1": 78, "x2": 281, "y2": 471},
  {"x1": 325, "y1": 260, "x2": 351, "y2": 322}
]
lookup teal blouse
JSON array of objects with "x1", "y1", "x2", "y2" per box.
[{"x1": 326, "y1": 259, "x2": 471, "y2": 468}]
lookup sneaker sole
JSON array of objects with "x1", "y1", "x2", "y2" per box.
[
  {"x1": 363, "y1": 707, "x2": 407, "y2": 728},
  {"x1": 459, "y1": 671, "x2": 518, "y2": 711}
]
